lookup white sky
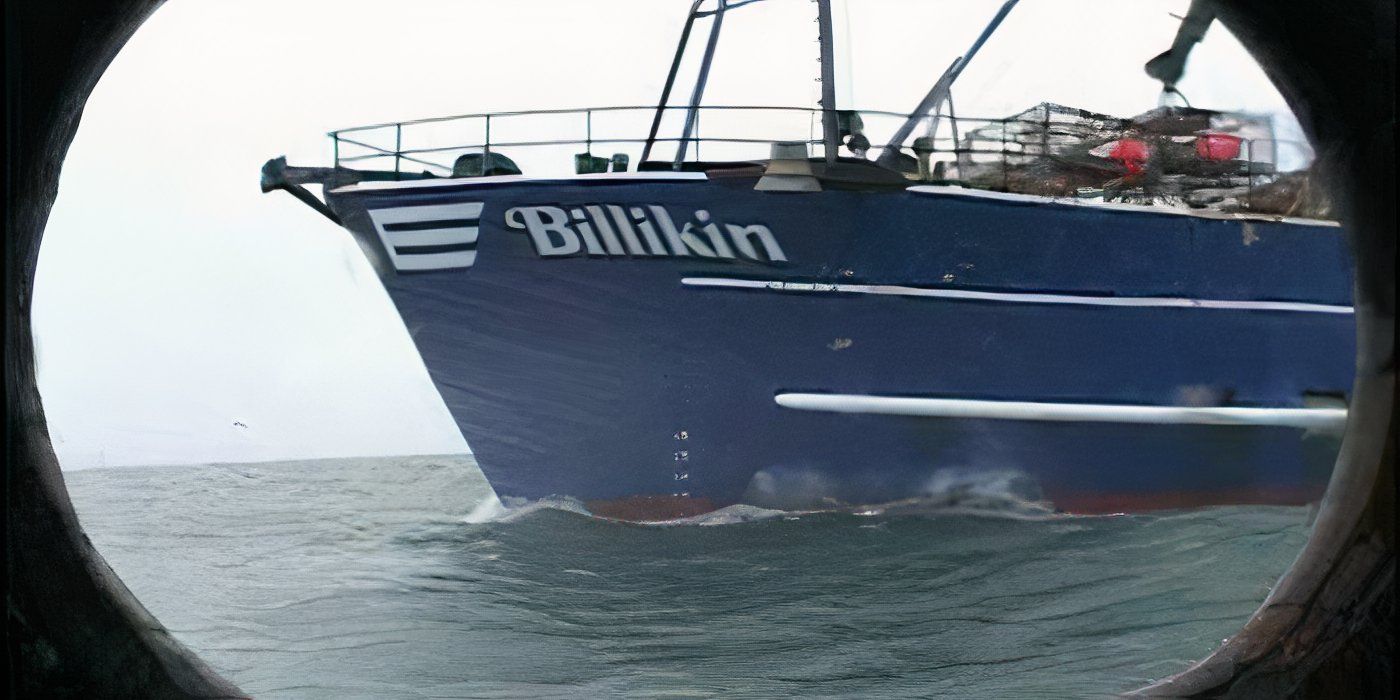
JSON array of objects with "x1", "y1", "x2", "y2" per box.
[{"x1": 35, "y1": 0, "x2": 1303, "y2": 469}]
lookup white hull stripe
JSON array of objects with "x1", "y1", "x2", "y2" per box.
[
  {"x1": 775, "y1": 393, "x2": 1348, "y2": 431},
  {"x1": 681, "y1": 277, "x2": 1354, "y2": 315},
  {"x1": 385, "y1": 227, "x2": 480, "y2": 248},
  {"x1": 368, "y1": 202, "x2": 485, "y2": 271},
  {"x1": 395, "y1": 250, "x2": 477, "y2": 271}
]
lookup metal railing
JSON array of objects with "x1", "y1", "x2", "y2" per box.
[
  {"x1": 328, "y1": 104, "x2": 1315, "y2": 214},
  {"x1": 330, "y1": 104, "x2": 915, "y2": 174}
]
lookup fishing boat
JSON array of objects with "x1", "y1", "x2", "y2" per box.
[{"x1": 262, "y1": 0, "x2": 1353, "y2": 520}]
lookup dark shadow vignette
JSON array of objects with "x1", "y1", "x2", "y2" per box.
[
  {"x1": 5, "y1": 1, "x2": 245, "y2": 697},
  {"x1": 3, "y1": 1, "x2": 1391, "y2": 697}
]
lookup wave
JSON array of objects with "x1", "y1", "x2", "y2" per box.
[
  {"x1": 462, "y1": 493, "x2": 1060, "y2": 527},
  {"x1": 461, "y1": 494, "x2": 593, "y2": 524},
  {"x1": 645, "y1": 504, "x2": 791, "y2": 526},
  {"x1": 459, "y1": 465, "x2": 1067, "y2": 526}
]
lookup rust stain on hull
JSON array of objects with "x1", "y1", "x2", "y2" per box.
[{"x1": 585, "y1": 495, "x2": 718, "y2": 522}]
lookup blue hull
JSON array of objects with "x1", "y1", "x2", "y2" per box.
[{"x1": 327, "y1": 175, "x2": 1354, "y2": 519}]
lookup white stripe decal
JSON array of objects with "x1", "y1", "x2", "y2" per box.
[
  {"x1": 368, "y1": 202, "x2": 484, "y2": 271},
  {"x1": 774, "y1": 393, "x2": 1348, "y2": 431},
  {"x1": 681, "y1": 278, "x2": 1354, "y2": 315},
  {"x1": 394, "y1": 250, "x2": 477, "y2": 271},
  {"x1": 388, "y1": 227, "x2": 479, "y2": 247},
  {"x1": 368, "y1": 202, "x2": 484, "y2": 223}
]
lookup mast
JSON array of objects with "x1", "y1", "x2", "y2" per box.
[
  {"x1": 642, "y1": 0, "x2": 832, "y2": 168},
  {"x1": 816, "y1": 0, "x2": 839, "y2": 165},
  {"x1": 673, "y1": 0, "x2": 729, "y2": 169},
  {"x1": 876, "y1": 0, "x2": 1020, "y2": 169},
  {"x1": 640, "y1": 0, "x2": 706, "y2": 165}
]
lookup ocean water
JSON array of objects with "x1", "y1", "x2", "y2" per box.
[{"x1": 65, "y1": 456, "x2": 1312, "y2": 699}]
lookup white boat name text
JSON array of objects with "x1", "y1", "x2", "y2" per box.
[{"x1": 505, "y1": 205, "x2": 788, "y2": 263}]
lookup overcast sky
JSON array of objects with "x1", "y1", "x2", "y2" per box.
[{"x1": 35, "y1": 0, "x2": 1303, "y2": 470}]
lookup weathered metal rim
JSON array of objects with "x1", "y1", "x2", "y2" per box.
[{"x1": 4, "y1": 1, "x2": 1391, "y2": 696}]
